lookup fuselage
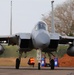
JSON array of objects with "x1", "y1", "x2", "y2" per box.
[
  {"x1": 31, "y1": 21, "x2": 50, "y2": 49},
  {"x1": 17, "y1": 21, "x2": 59, "y2": 52}
]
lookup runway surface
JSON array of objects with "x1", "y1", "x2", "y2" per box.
[{"x1": 0, "y1": 66, "x2": 74, "y2": 75}]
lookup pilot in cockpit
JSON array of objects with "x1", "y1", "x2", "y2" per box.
[{"x1": 37, "y1": 21, "x2": 46, "y2": 30}]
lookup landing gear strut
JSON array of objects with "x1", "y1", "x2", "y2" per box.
[{"x1": 37, "y1": 49, "x2": 41, "y2": 70}]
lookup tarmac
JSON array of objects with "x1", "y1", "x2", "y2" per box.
[{"x1": 0, "y1": 66, "x2": 74, "y2": 75}]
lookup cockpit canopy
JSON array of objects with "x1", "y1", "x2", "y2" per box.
[{"x1": 34, "y1": 21, "x2": 48, "y2": 31}]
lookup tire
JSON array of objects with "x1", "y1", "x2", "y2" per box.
[
  {"x1": 38, "y1": 63, "x2": 40, "y2": 70},
  {"x1": 16, "y1": 58, "x2": 20, "y2": 69},
  {"x1": 50, "y1": 59, "x2": 54, "y2": 70}
]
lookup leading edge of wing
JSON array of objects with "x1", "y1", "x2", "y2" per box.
[
  {"x1": 0, "y1": 33, "x2": 31, "y2": 45},
  {"x1": 15, "y1": 33, "x2": 31, "y2": 39},
  {"x1": 59, "y1": 35, "x2": 74, "y2": 44}
]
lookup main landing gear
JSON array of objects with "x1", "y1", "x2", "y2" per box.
[
  {"x1": 16, "y1": 58, "x2": 20, "y2": 69},
  {"x1": 38, "y1": 63, "x2": 41, "y2": 70},
  {"x1": 15, "y1": 51, "x2": 23, "y2": 69},
  {"x1": 50, "y1": 59, "x2": 54, "y2": 70},
  {"x1": 48, "y1": 53, "x2": 55, "y2": 70}
]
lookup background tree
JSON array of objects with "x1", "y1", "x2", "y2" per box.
[{"x1": 42, "y1": 0, "x2": 74, "y2": 36}]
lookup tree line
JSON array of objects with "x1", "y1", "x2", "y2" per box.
[{"x1": 42, "y1": 0, "x2": 74, "y2": 36}]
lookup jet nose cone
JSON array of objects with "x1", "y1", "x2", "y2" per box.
[{"x1": 36, "y1": 32, "x2": 50, "y2": 48}]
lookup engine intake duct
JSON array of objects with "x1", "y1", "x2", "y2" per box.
[{"x1": 20, "y1": 39, "x2": 30, "y2": 48}]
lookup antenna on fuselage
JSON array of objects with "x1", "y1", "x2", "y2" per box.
[
  {"x1": 10, "y1": 1, "x2": 12, "y2": 35},
  {"x1": 51, "y1": 0, "x2": 55, "y2": 33}
]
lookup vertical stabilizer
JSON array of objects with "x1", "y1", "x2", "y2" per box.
[
  {"x1": 10, "y1": 1, "x2": 12, "y2": 35},
  {"x1": 51, "y1": 1, "x2": 55, "y2": 33}
]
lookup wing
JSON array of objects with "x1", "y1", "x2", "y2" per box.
[
  {"x1": 0, "y1": 35, "x2": 19, "y2": 45},
  {"x1": 0, "y1": 33, "x2": 34, "y2": 49},
  {"x1": 59, "y1": 36, "x2": 74, "y2": 44}
]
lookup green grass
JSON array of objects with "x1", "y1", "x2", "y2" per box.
[
  {"x1": 0, "y1": 45, "x2": 37, "y2": 58},
  {"x1": 0, "y1": 45, "x2": 19, "y2": 57},
  {"x1": 0, "y1": 45, "x2": 68, "y2": 58},
  {"x1": 57, "y1": 45, "x2": 68, "y2": 57}
]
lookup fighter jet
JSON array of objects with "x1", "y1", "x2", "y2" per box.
[
  {"x1": 0, "y1": 20, "x2": 74, "y2": 70},
  {"x1": 0, "y1": 1, "x2": 74, "y2": 70}
]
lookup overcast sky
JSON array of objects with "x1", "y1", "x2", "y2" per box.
[{"x1": 0, "y1": 0, "x2": 66, "y2": 35}]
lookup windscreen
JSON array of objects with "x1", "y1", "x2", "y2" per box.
[{"x1": 35, "y1": 21, "x2": 47, "y2": 30}]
